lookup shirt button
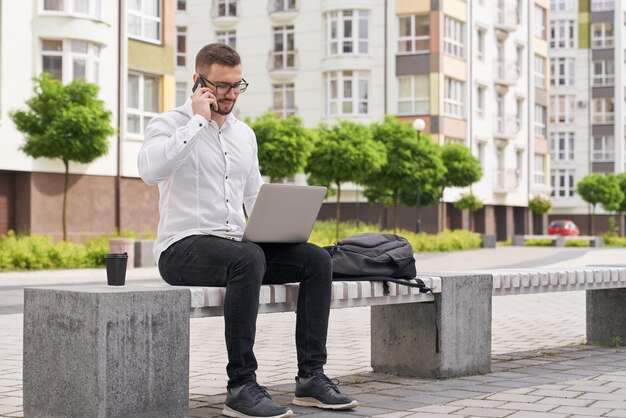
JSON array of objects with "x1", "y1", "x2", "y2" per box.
[
  {"x1": 226, "y1": 199, "x2": 229, "y2": 202},
  {"x1": 199, "y1": 123, "x2": 203, "y2": 127},
  {"x1": 226, "y1": 220, "x2": 229, "y2": 224},
  {"x1": 225, "y1": 176, "x2": 228, "y2": 180},
  {"x1": 224, "y1": 152, "x2": 227, "y2": 156},
  {"x1": 183, "y1": 141, "x2": 187, "y2": 144}
]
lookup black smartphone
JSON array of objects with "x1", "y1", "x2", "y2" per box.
[{"x1": 192, "y1": 76, "x2": 207, "y2": 93}]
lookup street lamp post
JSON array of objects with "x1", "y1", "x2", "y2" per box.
[{"x1": 413, "y1": 118, "x2": 426, "y2": 233}]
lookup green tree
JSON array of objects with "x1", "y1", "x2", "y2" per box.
[
  {"x1": 528, "y1": 195, "x2": 552, "y2": 215},
  {"x1": 453, "y1": 193, "x2": 483, "y2": 232},
  {"x1": 247, "y1": 112, "x2": 314, "y2": 182},
  {"x1": 306, "y1": 120, "x2": 386, "y2": 240},
  {"x1": 10, "y1": 74, "x2": 114, "y2": 241},
  {"x1": 576, "y1": 174, "x2": 623, "y2": 235}
]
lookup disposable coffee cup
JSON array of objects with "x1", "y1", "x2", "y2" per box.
[{"x1": 104, "y1": 252, "x2": 128, "y2": 286}]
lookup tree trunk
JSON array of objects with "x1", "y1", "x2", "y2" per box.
[
  {"x1": 63, "y1": 159, "x2": 69, "y2": 242},
  {"x1": 335, "y1": 182, "x2": 341, "y2": 241},
  {"x1": 591, "y1": 204, "x2": 596, "y2": 235},
  {"x1": 469, "y1": 210, "x2": 474, "y2": 232}
]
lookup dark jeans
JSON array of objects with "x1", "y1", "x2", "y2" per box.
[{"x1": 158, "y1": 235, "x2": 332, "y2": 388}]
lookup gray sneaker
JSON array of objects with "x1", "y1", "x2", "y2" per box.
[
  {"x1": 292, "y1": 373, "x2": 358, "y2": 410},
  {"x1": 223, "y1": 381, "x2": 293, "y2": 418}
]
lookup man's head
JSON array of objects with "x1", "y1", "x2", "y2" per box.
[{"x1": 194, "y1": 43, "x2": 246, "y2": 116}]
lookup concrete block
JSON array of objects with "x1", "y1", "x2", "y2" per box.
[
  {"x1": 24, "y1": 286, "x2": 190, "y2": 418},
  {"x1": 587, "y1": 288, "x2": 626, "y2": 346},
  {"x1": 590, "y1": 236, "x2": 603, "y2": 248},
  {"x1": 481, "y1": 234, "x2": 496, "y2": 248},
  {"x1": 371, "y1": 273, "x2": 492, "y2": 378},
  {"x1": 511, "y1": 235, "x2": 525, "y2": 246},
  {"x1": 134, "y1": 240, "x2": 156, "y2": 267}
]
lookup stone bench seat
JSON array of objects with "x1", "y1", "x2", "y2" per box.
[{"x1": 512, "y1": 234, "x2": 603, "y2": 247}]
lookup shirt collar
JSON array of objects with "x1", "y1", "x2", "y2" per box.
[{"x1": 184, "y1": 98, "x2": 238, "y2": 128}]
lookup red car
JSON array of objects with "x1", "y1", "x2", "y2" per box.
[{"x1": 548, "y1": 220, "x2": 580, "y2": 236}]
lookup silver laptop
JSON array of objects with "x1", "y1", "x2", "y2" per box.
[{"x1": 207, "y1": 184, "x2": 327, "y2": 243}]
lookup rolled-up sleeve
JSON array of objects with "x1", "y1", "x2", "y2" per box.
[{"x1": 243, "y1": 133, "x2": 263, "y2": 214}]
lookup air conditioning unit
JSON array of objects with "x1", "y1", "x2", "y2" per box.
[{"x1": 577, "y1": 100, "x2": 587, "y2": 108}]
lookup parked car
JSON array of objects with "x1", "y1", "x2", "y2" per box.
[{"x1": 548, "y1": 220, "x2": 580, "y2": 236}]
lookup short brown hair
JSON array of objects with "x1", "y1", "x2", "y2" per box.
[{"x1": 195, "y1": 43, "x2": 241, "y2": 72}]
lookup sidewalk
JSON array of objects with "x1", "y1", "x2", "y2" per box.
[{"x1": 1, "y1": 247, "x2": 625, "y2": 417}]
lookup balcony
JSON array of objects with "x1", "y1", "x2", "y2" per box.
[
  {"x1": 494, "y1": 1, "x2": 519, "y2": 35},
  {"x1": 211, "y1": 0, "x2": 240, "y2": 30},
  {"x1": 267, "y1": 0, "x2": 298, "y2": 24},
  {"x1": 493, "y1": 169, "x2": 520, "y2": 193},
  {"x1": 267, "y1": 49, "x2": 298, "y2": 81},
  {"x1": 493, "y1": 115, "x2": 520, "y2": 140},
  {"x1": 494, "y1": 60, "x2": 519, "y2": 89}
]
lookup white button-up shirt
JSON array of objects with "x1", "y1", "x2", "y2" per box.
[{"x1": 138, "y1": 99, "x2": 263, "y2": 263}]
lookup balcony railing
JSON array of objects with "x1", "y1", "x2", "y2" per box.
[
  {"x1": 494, "y1": 115, "x2": 520, "y2": 139},
  {"x1": 267, "y1": 49, "x2": 298, "y2": 71},
  {"x1": 211, "y1": 0, "x2": 239, "y2": 19},
  {"x1": 495, "y1": 1, "x2": 519, "y2": 32},
  {"x1": 494, "y1": 60, "x2": 519, "y2": 86},
  {"x1": 493, "y1": 169, "x2": 520, "y2": 193}
]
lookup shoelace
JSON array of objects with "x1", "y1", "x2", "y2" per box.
[
  {"x1": 313, "y1": 373, "x2": 340, "y2": 394},
  {"x1": 246, "y1": 382, "x2": 271, "y2": 402}
]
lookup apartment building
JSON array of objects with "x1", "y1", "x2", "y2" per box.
[
  {"x1": 0, "y1": 0, "x2": 174, "y2": 240},
  {"x1": 175, "y1": 0, "x2": 551, "y2": 239},
  {"x1": 548, "y1": 0, "x2": 623, "y2": 234}
]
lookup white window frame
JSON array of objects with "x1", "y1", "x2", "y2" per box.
[
  {"x1": 272, "y1": 83, "x2": 295, "y2": 118},
  {"x1": 534, "y1": 54, "x2": 546, "y2": 87},
  {"x1": 271, "y1": 0, "x2": 297, "y2": 13},
  {"x1": 177, "y1": 0, "x2": 186, "y2": 11},
  {"x1": 550, "y1": 132, "x2": 575, "y2": 161},
  {"x1": 397, "y1": 75, "x2": 429, "y2": 115},
  {"x1": 126, "y1": 72, "x2": 161, "y2": 140},
  {"x1": 591, "y1": 0, "x2": 614, "y2": 11},
  {"x1": 272, "y1": 26, "x2": 295, "y2": 70},
  {"x1": 443, "y1": 77, "x2": 464, "y2": 118},
  {"x1": 591, "y1": 22, "x2": 614, "y2": 48},
  {"x1": 550, "y1": 19, "x2": 575, "y2": 49},
  {"x1": 550, "y1": 57, "x2": 574, "y2": 86},
  {"x1": 476, "y1": 85, "x2": 485, "y2": 119},
  {"x1": 127, "y1": 0, "x2": 161, "y2": 44},
  {"x1": 41, "y1": 38, "x2": 100, "y2": 84},
  {"x1": 326, "y1": 10, "x2": 369, "y2": 56},
  {"x1": 534, "y1": 154, "x2": 546, "y2": 185},
  {"x1": 176, "y1": 26, "x2": 186, "y2": 67},
  {"x1": 592, "y1": 97, "x2": 614, "y2": 124},
  {"x1": 592, "y1": 60, "x2": 615, "y2": 86},
  {"x1": 40, "y1": 0, "x2": 101, "y2": 19},
  {"x1": 216, "y1": 30, "x2": 236, "y2": 49},
  {"x1": 217, "y1": 0, "x2": 237, "y2": 17},
  {"x1": 326, "y1": 70, "x2": 369, "y2": 116},
  {"x1": 593, "y1": 135, "x2": 615, "y2": 161},
  {"x1": 550, "y1": 169, "x2": 575, "y2": 198},
  {"x1": 534, "y1": 5, "x2": 546, "y2": 39},
  {"x1": 397, "y1": 14, "x2": 429, "y2": 54},
  {"x1": 534, "y1": 104, "x2": 547, "y2": 138},
  {"x1": 551, "y1": 0, "x2": 574, "y2": 11},
  {"x1": 549, "y1": 95, "x2": 575, "y2": 124},
  {"x1": 443, "y1": 16, "x2": 464, "y2": 59},
  {"x1": 476, "y1": 28, "x2": 485, "y2": 62},
  {"x1": 175, "y1": 81, "x2": 187, "y2": 107}
]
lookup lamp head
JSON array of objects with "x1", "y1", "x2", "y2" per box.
[{"x1": 413, "y1": 118, "x2": 426, "y2": 132}]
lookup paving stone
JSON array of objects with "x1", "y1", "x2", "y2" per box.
[
  {"x1": 409, "y1": 404, "x2": 464, "y2": 414},
  {"x1": 486, "y1": 393, "x2": 544, "y2": 403},
  {"x1": 447, "y1": 399, "x2": 506, "y2": 408},
  {"x1": 537, "y1": 397, "x2": 594, "y2": 407},
  {"x1": 606, "y1": 410, "x2": 626, "y2": 417},
  {"x1": 550, "y1": 405, "x2": 612, "y2": 416},
  {"x1": 451, "y1": 406, "x2": 512, "y2": 417},
  {"x1": 505, "y1": 412, "x2": 569, "y2": 418},
  {"x1": 497, "y1": 402, "x2": 556, "y2": 412},
  {"x1": 529, "y1": 389, "x2": 583, "y2": 398}
]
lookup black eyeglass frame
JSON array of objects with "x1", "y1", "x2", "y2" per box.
[{"x1": 198, "y1": 75, "x2": 249, "y2": 95}]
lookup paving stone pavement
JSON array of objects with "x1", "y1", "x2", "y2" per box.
[{"x1": 1, "y1": 247, "x2": 625, "y2": 417}]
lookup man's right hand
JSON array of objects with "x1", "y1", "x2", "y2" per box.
[{"x1": 191, "y1": 87, "x2": 217, "y2": 121}]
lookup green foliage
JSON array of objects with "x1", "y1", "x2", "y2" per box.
[
  {"x1": 528, "y1": 195, "x2": 552, "y2": 215},
  {"x1": 577, "y1": 174, "x2": 623, "y2": 235},
  {"x1": 440, "y1": 142, "x2": 482, "y2": 191},
  {"x1": 247, "y1": 113, "x2": 314, "y2": 182},
  {"x1": 453, "y1": 193, "x2": 484, "y2": 212},
  {"x1": 615, "y1": 173, "x2": 626, "y2": 214}
]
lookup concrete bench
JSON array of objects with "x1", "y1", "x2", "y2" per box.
[
  {"x1": 563, "y1": 235, "x2": 603, "y2": 247},
  {"x1": 511, "y1": 234, "x2": 563, "y2": 246},
  {"x1": 26, "y1": 274, "x2": 499, "y2": 418}
]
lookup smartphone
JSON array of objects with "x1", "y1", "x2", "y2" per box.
[{"x1": 192, "y1": 76, "x2": 207, "y2": 93}]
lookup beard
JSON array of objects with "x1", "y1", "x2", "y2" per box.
[{"x1": 215, "y1": 99, "x2": 236, "y2": 116}]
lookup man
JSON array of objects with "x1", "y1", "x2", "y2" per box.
[{"x1": 138, "y1": 43, "x2": 357, "y2": 418}]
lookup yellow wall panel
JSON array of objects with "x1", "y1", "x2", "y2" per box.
[
  {"x1": 534, "y1": 0, "x2": 549, "y2": 9},
  {"x1": 442, "y1": 56, "x2": 467, "y2": 81},
  {"x1": 533, "y1": 38, "x2": 548, "y2": 57},
  {"x1": 442, "y1": 0, "x2": 467, "y2": 21},
  {"x1": 163, "y1": 74, "x2": 176, "y2": 112},
  {"x1": 396, "y1": 0, "x2": 430, "y2": 15},
  {"x1": 430, "y1": 73, "x2": 440, "y2": 115},
  {"x1": 128, "y1": 40, "x2": 175, "y2": 75}
]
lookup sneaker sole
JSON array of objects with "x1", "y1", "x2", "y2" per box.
[
  {"x1": 292, "y1": 396, "x2": 359, "y2": 410},
  {"x1": 222, "y1": 405, "x2": 294, "y2": 418}
]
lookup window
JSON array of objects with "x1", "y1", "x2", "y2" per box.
[
  {"x1": 271, "y1": 0, "x2": 297, "y2": 12},
  {"x1": 534, "y1": 104, "x2": 547, "y2": 138},
  {"x1": 477, "y1": 141, "x2": 486, "y2": 170},
  {"x1": 591, "y1": 23, "x2": 614, "y2": 48},
  {"x1": 592, "y1": 98, "x2": 614, "y2": 124},
  {"x1": 176, "y1": 27, "x2": 186, "y2": 67},
  {"x1": 516, "y1": 45, "x2": 524, "y2": 75},
  {"x1": 272, "y1": 83, "x2": 295, "y2": 117},
  {"x1": 216, "y1": 30, "x2": 236, "y2": 49},
  {"x1": 443, "y1": 77, "x2": 464, "y2": 118},
  {"x1": 476, "y1": 28, "x2": 485, "y2": 61},
  {"x1": 327, "y1": 10, "x2": 368, "y2": 55},
  {"x1": 41, "y1": 39, "x2": 100, "y2": 83},
  {"x1": 176, "y1": 82, "x2": 187, "y2": 106},
  {"x1": 272, "y1": 26, "x2": 295, "y2": 70},
  {"x1": 516, "y1": 98, "x2": 524, "y2": 130},
  {"x1": 550, "y1": 169, "x2": 575, "y2": 197},
  {"x1": 326, "y1": 70, "x2": 369, "y2": 116},
  {"x1": 217, "y1": 0, "x2": 237, "y2": 17},
  {"x1": 550, "y1": 19, "x2": 575, "y2": 49},
  {"x1": 550, "y1": 132, "x2": 575, "y2": 160},
  {"x1": 476, "y1": 85, "x2": 485, "y2": 118},
  {"x1": 127, "y1": 72, "x2": 160, "y2": 138},
  {"x1": 128, "y1": 0, "x2": 161, "y2": 43},
  {"x1": 551, "y1": 0, "x2": 574, "y2": 11},
  {"x1": 534, "y1": 54, "x2": 546, "y2": 87},
  {"x1": 549, "y1": 95, "x2": 575, "y2": 124},
  {"x1": 593, "y1": 135, "x2": 614, "y2": 161},
  {"x1": 534, "y1": 154, "x2": 546, "y2": 185},
  {"x1": 550, "y1": 57, "x2": 574, "y2": 86},
  {"x1": 177, "y1": 0, "x2": 185, "y2": 10},
  {"x1": 397, "y1": 75, "x2": 429, "y2": 115},
  {"x1": 534, "y1": 5, "x2": 546, "y2": 39},
  {"x1": 42, "y1": 0, "x2": 101, "y2": 18},
  {"x1": 593, "y1": 60, "x2": 614, "y2": 85},
  {"x1": 591, "y1": 0, "x2": 614, "y2": 11},
  {"x1": 398, "y1": 15, "x2": 429, "y2": 54},
  {"x1": 443, "y1": 16, "x2": 464, "y2": 59}
]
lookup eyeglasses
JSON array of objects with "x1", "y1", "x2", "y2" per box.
[{"x1": 200, "y1": 75, "x2": 249, "y2": 95}]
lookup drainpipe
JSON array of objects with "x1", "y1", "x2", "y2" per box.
[
  {"x1": 383, "y1": 0, "x2": 388, "y2": 115},
  {"x1": 115, "y1": 0, "x2": 125, "y2": 232}
]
